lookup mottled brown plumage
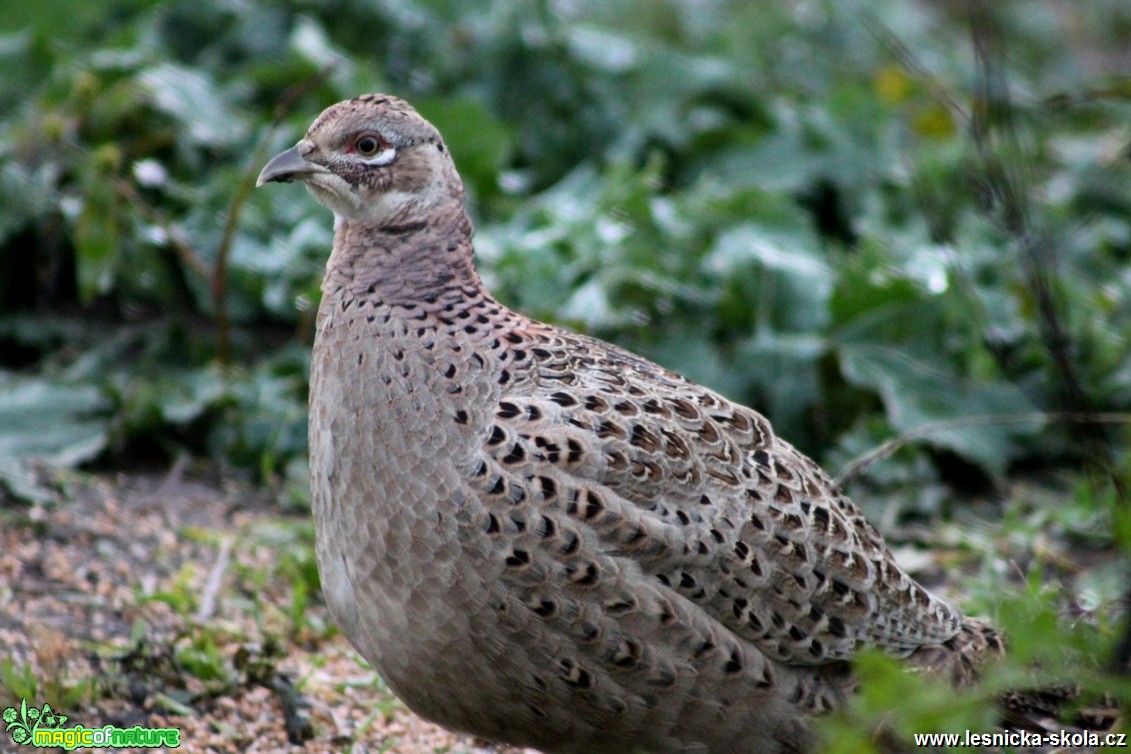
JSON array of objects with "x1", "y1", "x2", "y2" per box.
[{"x1": 257, "y1": 94, "x2": 1003, "y2": 753}]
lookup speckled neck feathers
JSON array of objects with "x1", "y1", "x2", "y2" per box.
[{"x1": 325, "y1": 207, "x2": 479, "y2": 306}]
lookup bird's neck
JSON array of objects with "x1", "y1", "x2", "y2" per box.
[{"x1": 324, "y1": 206, "x2": 483, "y2": 305}]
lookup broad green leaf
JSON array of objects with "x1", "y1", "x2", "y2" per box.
[
  {"x1": 137, "y1": 63, "x2": 246, "y2": 147},
  {"x1": 839, "y1": 343, "x2": 1039, "y2": 476},
  {"x1": 830, "y1": 259, "x2": 925, "y2": 327},
  {"x1": 705, "y1": 223, "x2": 832, "y2": 332},
  {"x1": 0, "y1": 373, "x2": 109, "y2": 467},
  {"x1": 738, "y1": 331, "x2": 828, "y2": 441},
  {"x1": 158, "y1": 368, "x2": 228, "y2": 424}
]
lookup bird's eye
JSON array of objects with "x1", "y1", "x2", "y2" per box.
[{"x1": 353, "y1": 133, "x2": 384, "y2": 157}]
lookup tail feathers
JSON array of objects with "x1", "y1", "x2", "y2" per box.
[
  {"x1": 904, "y1": 617, "x2": 1006, "y2": 685},
  {"x1": 999, "y1": 684, "x2": 1121, "y2": 734},
  {"x1": 907, "y1": 619, "x2": 1121, "y2": 734}
]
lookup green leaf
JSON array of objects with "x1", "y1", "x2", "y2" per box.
[
  {"x1": 738, "y1": 331, "x2": 828, "y2": 440},
  {"x1": 838, "y1": 344, "x2": 1039, "y2": 476},
  {"x1": 0, "y1": 373, "x2": 108, "y2": 467},
  {"x1": 137, "y1": 63, "x2": 246, "y2": 147},
  {"x1": 705, "y1": 222, "x2": 832, "y2": 332},
  {"x1": 0, "y1": 373, "x2": 108, "y2": 502}
]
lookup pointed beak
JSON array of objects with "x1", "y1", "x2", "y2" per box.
[{"x1": 256, "y1": 144, "x2": 328, "y2": 186}]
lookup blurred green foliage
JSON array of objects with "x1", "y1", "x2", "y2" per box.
[
  {"x1": 2, "y1": 0, "x2": 1130, "y2": 746},
  {"x1": 0, "y1": 0, "x2": 1129, "y2": 502}
]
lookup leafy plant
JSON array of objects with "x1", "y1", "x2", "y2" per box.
[
  {"x1": 0, "y1": 8, "x2": 1129, "y2": 745},
  {"x1": 2, "y1": 0, "x2": 1128, "y2": 492}
]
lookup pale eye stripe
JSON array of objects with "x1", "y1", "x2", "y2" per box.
[{"x1": 369, "y1": 147, "x2": 397, "y2": 166}]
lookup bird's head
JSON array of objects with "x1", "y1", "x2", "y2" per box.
[{"x1": 257, "y1": 94, "x2": 463, "y2": 226}]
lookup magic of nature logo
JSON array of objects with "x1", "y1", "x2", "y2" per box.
[{"x1": 3, "y1": 698, "x2": 181, "y2": 749}]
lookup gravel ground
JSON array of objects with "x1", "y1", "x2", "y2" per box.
[{"x1": 0, "y1": 466, "x2": 534, "y2": 754}]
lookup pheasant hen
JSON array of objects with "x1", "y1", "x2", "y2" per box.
[{"x1": 257, "y1": 94, "x2": 1002, "y2": 754}]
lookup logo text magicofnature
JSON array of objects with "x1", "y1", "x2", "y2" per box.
[{"x1": 4, "y1": 699, "x2": 180, "y2": 749}]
